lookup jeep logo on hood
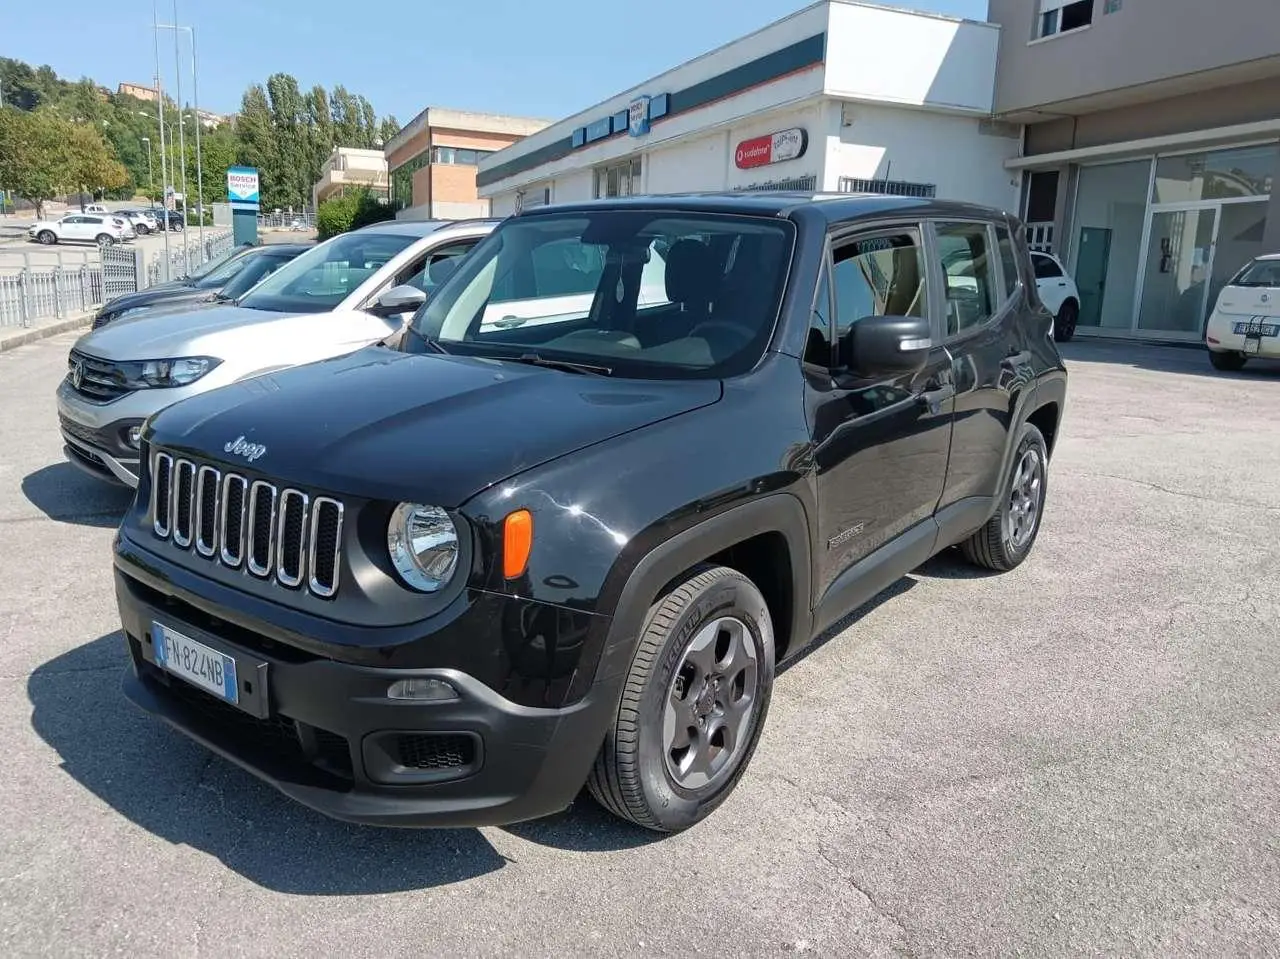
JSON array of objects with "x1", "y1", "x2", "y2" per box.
[{"x1": 224, "y1": 435, "x2": 267, "y2": 462}]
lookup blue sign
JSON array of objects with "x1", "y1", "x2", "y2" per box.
[
  {"x1": 227, "y1": 166, "x2": 260, "y2": 209},
  {"x1": 571, "y1": 92, "x2": 670, "y2": 151},
  {"x1": 584, "y1": 117, "x2": 613, "y2": 144},
  {"x1": 628, "y1": 96, "x2": 651, "y2": 137}
]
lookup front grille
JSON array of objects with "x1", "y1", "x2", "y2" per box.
[
  {"x1": 68, "y1": 349, "x2": 133, "y2": 402},
  {"x1": 394, "y1": 733, "x2": 476, "y2": 771},
  {"x1": 58, "y1": 414, "x2": 100, "y2": 449},
  {"x1": 149, "y1": 449, "x2": 344, "y2": 598}
]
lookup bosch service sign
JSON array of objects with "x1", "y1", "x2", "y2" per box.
[
  {"x1": 226, "y1": 166, "x2": 260, "y2": 208},
  {"x1": 734, "y1": 128, "x2": 808, "y2": 170}
]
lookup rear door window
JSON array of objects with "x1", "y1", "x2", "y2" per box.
[{"x1": 935, "y1": 221, "x2": 1000, "y2": 337}]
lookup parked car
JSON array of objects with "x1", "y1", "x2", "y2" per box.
[
  {"x1": 112, "y1": 193, "x2": 1067, "y2": 833},
  {"x1": 81, "y1": 203, "x2": 111, "y2": 216},
  {"x1": 115, "y1": 209, "x2": 160, "y2": 235},
  {"x1": 1030, "y1": 251, "x2": 1081, "y2": 342},
  {"x1": 92, "y1": 243, "x2": 312, "y2": 329},
  {"x1": 146, "y1": 207, "x2": 185, "y2": 231},
  {"x1": 1205, "y1": 253, "x2": 1280, "y2": 370},
  {"x1": 28, "y1": 213, "x2": 133, "y2": 246},
  {"x1": 58, "y1": 219, "x2": 495, "y2": 486}
]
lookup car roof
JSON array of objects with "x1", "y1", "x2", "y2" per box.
[
  {"x1": 351, "y1": 217, "x2": 501, "y2": 238},
  {"x1": 512, "y1": 192, "x2": 1017, "y2": 227},
  {"x1": 1255, "y1": 252, "x2": 1280, "y2": 262},
  {"x1": 257, "y1": 243, "x2": 312, "y2": 255}
]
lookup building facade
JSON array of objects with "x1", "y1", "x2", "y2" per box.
[
  {"x1": 384, "y1": 107, "x2": 550, "y2": 221},
  {"x1": 312, "y1": 146, "x2": 390, "y2": 207},
  {"x1": 990, "y1": 0, "x2": 1280, "y2": 341},
  {"x1": 477, "y1": 2, "x2": 1023, "y2": 219},
  {"x1": 116, "y1": 82, "x2": 158, "y2": 103}
]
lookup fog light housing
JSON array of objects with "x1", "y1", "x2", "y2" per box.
[
  {"x1": 386, "y1": 678, "x2": 458, "y2": 702},
  {"x1": 127, "y1": 426, "x2": 143, "y2": 449}
]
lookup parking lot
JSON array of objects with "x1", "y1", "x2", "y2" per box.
[{"x1": 1, "y1": 333, "x2": 1277, "y2": 956}]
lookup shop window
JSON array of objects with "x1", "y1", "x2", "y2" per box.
[
  {"x1": 935, "y1": 222, "x2": 997, "y2": 336},
  {"x1": 431, "y1": 146, "x2": 496, "y2": 166},
  {"x1": 1025, "y1": 170, "x2": 1059, "y2": 224},
  {"x1": 1037, "y1": 0, "x2": 1093, "y2": 38},
  {"x1": 1152, "y1": 143, "x2": 1279, "y2": 204},
  {"x1": 594, "y1": 157, "x2": 643, "y2": 198}
]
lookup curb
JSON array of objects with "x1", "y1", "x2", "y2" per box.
[{"x1": 0, "y1": 314, "x2": 91, "y2": 353}]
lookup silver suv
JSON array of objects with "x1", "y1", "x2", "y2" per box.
[{"x1": 58, "y1": 218, "x2": 496, "y2": 486}]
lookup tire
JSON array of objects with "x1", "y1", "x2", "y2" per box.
[
  {"x1": 961, "y1": 422, "x2": 1049, "y2": 572},
  {"x1": 1209, "y1": 350, "x2": 1247, "y2": 372},
  {"x1": 96, "y1": 234, "x2": 114, "y2": 247},
  {"x1": 135, "y1": 224, "x2": 149, "y2": 235},
  {"x1": 37, "y1": 230, "x2": 57, "y2": 245},
  {"x1": 587, "y1": 564, "x2": 775, "y2": 832},
  {"x1": 1053, "y1": 300, "x2": 1079, "y2": 343}
]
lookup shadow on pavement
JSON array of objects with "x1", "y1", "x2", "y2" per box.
[
  {"x1": 22, "y1": 462, "x2": 132, "y2": 528},
  {"x1": 29, "y1": 632, "x2": 661, "y2": 892},
  {"x1": 1060, "y1": 338, "x2": 1280, "y2": 380},
  {"x1": 914, "y1": 548, "x2": 1003, "y2": 581}
]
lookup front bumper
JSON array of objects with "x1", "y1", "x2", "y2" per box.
[{"x1": 114, "y1": 555, "x2": 621, "y2": 828}]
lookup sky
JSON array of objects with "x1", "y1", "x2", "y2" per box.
[{"x1": 4, "y1": 0, "x2": 989, "y2": 124}]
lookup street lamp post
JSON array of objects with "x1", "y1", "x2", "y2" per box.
[
  {"x1": 141, "y1": 136, "x2": 154, "y2": 194},
  {"x1": 158, "y1": 22, "x2": 205, "y2": 253},
  {"x1": 146, "y1": 4, "x2": 172, "y2": 275}
]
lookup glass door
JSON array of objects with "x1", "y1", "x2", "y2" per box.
[{"x1": 1137, "y1": 207, "x2": 1218, "y2": 335}]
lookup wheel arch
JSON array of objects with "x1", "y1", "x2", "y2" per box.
[{"x1": 594, "y1": 494, "x2": 814, "y2": 685}]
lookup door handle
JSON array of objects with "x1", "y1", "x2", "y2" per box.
[
  {"x1": 916, "y1": 383, "x2": 955, "y2": 413},
  {"x1": 1057, "y1": 281, "x2": 1067, "y2": 287}
]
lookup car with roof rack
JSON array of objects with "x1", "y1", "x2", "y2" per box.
[
  {"x1": 114, "y1": 191, "x2": 1067, "y2": 833},
  {"x1": 58, "y1": 218, "x2": 495, "y2": 487}
]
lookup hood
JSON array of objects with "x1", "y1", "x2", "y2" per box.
[
  {"x1": 99, "y1": 285, "x2": 209, "y2": 318},
  {"x1": 73, "y1": 303, "x2": 294, "y2": 360},
  {"x1": 148, "y1": 347, "x2": 722, "y2": 506}
]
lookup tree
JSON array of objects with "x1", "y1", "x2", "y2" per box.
[
  {"x1": 331, "y1": 85, "x2": 361, "y2": 147},
  {"x1": 266, "y1": 73, "x2": 310, "y2": 208},
  {"x1": 236, "y1": 84, "x2": 278, "y2": 206},
  {"x1": 378, "y1": 116, "x2": 401, "y2": 148},
  {"x1": 0, "y1": 108, "x2": 68, "y2": 218},
  {"x1": 67, "y1": 122, "x2": 128, "y2": 199},
  {"x1": 316, "y1": 186, "x2": 393, "y2": 241}
]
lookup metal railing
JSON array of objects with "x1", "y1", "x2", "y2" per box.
[
  {"x1": 0, "y1": 230, "x2": 232, "y2": 329},
  {"x1": 258, "y1": 210, "x2": 316, "y2": 230}
]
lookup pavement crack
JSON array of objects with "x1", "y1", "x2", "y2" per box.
[
  {"x1": 1077, "y1": 472, "x2": 1280, "y2": 512},
  {"x1": 817, "y1": 840, "x2": 916, "y2": 956}
]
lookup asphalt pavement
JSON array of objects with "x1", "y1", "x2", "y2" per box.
[{"x1": 0, "y1": 335, "x2": 1277, "y2": 957}]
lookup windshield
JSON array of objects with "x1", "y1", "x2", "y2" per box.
[
  {"x1": 1229, "y1": 258, "x2": 1280, "y2": 288},
  {"x1": 238, "y1": 230, "x2": 418, "y2": 314},
  {"x1": 192, "y1": 246, "x2": 261, "y2": 288},
  {"x1": 410, "y1": 211, "x2": 793, "y2": 378},
  {"x1": 218, "y1": 251, "x2": 301, "y2": 300}
]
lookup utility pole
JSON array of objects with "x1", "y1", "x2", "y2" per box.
[
  {"x1": 170, "y1": 0, "x2": 189, "y2": 268},
  {"x1": 158, "y1": 21, "x2": 204, "y2": 253},
  {"x1": 152, "y1": 1, "x2": 172, "y2": 274},
  {"x1": 141, "y1": 136, "x2": 154, "y2": 193}
]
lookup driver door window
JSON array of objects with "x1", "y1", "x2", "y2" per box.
[{"x1": 830, "y1": 229, "x2": 928, "y2": 368}]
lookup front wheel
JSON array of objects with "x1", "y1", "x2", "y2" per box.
[
  {"x1": 135, "y1": 224, "x2": 149, "y2": 235},
  {"x1": 37, "y1": 230, "x2": 57, "y2": 245},
  {"x1": 1053, "y1": 300, "x2": 1079, "y2": 343},
  {"x1": 1209, "y1": 350, "x2": 1247, "y2": 372},
  {"x1": 96, "y1": 234, "x2": 114, "y2": 247},
  {"x1": 587, "y1": 564, "x2": 775, "y2": 832},
  {"x1": 961, "y1": 422, "x2": 1049, "y2": 572}
]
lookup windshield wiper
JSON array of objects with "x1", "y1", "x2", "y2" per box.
[
  {"x1": 505, "y1": 352, "x2": 613, "y2": 376},
  {"x1": 404, "y1": 325, "x2": 449, "y2": 354}
]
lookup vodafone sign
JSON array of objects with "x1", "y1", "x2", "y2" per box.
[{"x1": 734, "y1": 128, "x2": 808, "y2": 170}]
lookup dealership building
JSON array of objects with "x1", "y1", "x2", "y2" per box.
[{"x1": 476, "y1": 1, "x2": 1023, "y2": 217}]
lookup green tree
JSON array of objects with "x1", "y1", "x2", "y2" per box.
[
  {"x1": 66, "y1": 121, "x2": 128, "y2": 198},
  {"x1": 236, "y1": 84, "x2": 278, "y2": 206},
  {"x1": 331, "y1": 85, "x2": 361, "y2": 147},
  {"x1": 266, "y1": 73, "x2": 310, "y2": 208},
  {"x1": 315, "y1": 185, "x2": 393, "y2": 241},
  {"x1": 0, "y1": 108, "x2": 68, "y2": 217},
  {"x1": 378, "y1": 116, "x2": 401, "y2": 148}
]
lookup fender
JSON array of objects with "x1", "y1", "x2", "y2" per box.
[{"x1": 590, "y1": 493, "x2": 814, "y2": 689}]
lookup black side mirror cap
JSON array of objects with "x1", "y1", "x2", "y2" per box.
[{"x1": 841, "y1": 314, "x2": 933, "y2": 378}]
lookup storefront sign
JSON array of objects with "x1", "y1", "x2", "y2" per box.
[
  {"x1": 734, "y1": 128, "x2": 808, "y2": 170},
  {"x1": 628, "y1": 96, "x2": 651, "y2": 137},
  {"x1": 226, "y1": 166, "x2": 260, "y2": 208}
]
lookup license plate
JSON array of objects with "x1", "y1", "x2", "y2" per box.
[
  {"x1": 1233, "y1": 321, "x2": 1278, "y2": 337},
  {"x1": 151, "y1": 622, "x2": 239, "y2": 704}
]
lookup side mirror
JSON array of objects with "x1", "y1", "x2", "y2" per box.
[
  {"x1": 842, "y1": 315, "x2": 933, "y2": 378},
  {"x1": 369, "y1": 284, "x2": 427, "y2": 319}
]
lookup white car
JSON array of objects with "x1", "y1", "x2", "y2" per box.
[
  {"x1": 1205, "y1": 253, "x2": 1280, "y2": 371},
  {"x1": 1030, "y1": 251, "x2": 1081, "y2": 343},
  {"x1": 28, "y1": 213, "x2": 134, "y2": 246},
  {"x1": 57, "y1": 218, "x2": 496, "y2": 486},
  {"x1": 115, "y1": 209, "x2": 160, "y2": 235}
]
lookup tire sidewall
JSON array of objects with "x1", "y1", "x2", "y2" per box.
[
  {"x1": 635, "y1": 574, "x2": 775, "y2": 831},
  {"x1": 1056, "y1": 302, "x2": 1078, "y2": 342},
  {"x1": 999, "y1": 424, "x2": 1049, "y2": 563}
]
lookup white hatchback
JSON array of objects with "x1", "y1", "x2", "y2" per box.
[
  {"x1": 1205, "y1": 253, "x2": 1280, "y2": 371},
  {"x1": 1030, "y1": 251, "x2": 1081, "y2": 343}
]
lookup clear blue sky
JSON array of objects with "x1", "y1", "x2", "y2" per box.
[{"x1": 5, "y1": 0, "x2": 989, "y2": 123}]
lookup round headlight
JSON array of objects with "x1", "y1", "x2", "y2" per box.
[{"x1": 387, "y1": 503, "x2": 459, "y2": 592}]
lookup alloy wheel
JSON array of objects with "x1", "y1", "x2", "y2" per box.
[
  {"x1": 663, "y1": 615, "x2": 759, "y2": 791},
  {"x1": 1005, "y1": 448, "x2": 1044, "y2": 550}
]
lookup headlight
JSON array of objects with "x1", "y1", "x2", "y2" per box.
[
  {"x1": 387, "y1": 503, "x2": 459, "y2": 592},
  {"x1": 122, "y1": 356, "x2": 220, "y2": 389}
]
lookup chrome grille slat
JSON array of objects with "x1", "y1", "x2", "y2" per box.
[
  {"x1": 173, "y1": 460, "x2": 196, "y2": 548},
  {"x1": 309, "y1": 498, "x2": 344, "y2": 598},
  {"x1": 152, "y1": 452, "x2": 173, "y2": 536},
  {"x1": 195, "y1": 466, "x2": 220, "y2": 557},
  {"x1": 275, "y1": 489, "x2": 309, "y2": 588},
  {"x1": 247, "y1": 481, "x2": 278, "y2": 578},
  {"x1": 149, "y1": 448, "x2": 344, "y2": 598},
  {"x1": 219, "y1": 474, "x2": 248, "y2": 567}
]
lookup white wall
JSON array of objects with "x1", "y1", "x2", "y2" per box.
[
  {"x1": 825, "y1": 2, "x2": 1000, "y2": 114},
  {"x1": 646, "y1": 132, "x2": 730, "y2": 194},
  {"x1": 432, "y1": 199, "x2": 490, "y2": 220},
  {"x1": 822, "y1": 100, "x2": 1021, "y2": 210},
  {"x1": 490, "y1": 192, "x2": 518, "y2": 218}
]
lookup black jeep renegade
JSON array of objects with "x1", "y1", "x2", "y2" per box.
[{"x1": 114, "y1": 193, "x2": 1067, "y2": 833}]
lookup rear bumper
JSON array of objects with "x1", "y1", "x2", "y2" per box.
[
  {"x1": 114, "y1": 562, "x2": 621, "y2": 829},
  {"x1": 1205, "y1": 314, "x2": 1280, "y2": 358}
]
